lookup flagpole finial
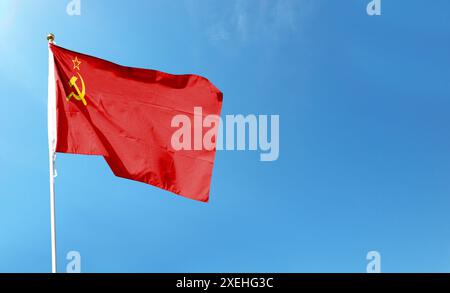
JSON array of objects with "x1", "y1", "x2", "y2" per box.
[{"x1": 47, "y1": 33, "x2": 55, "y2": 43}]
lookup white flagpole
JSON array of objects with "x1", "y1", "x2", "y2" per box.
[{"x1": 47, "y1": 33, "x2": 58, "y2": 273}]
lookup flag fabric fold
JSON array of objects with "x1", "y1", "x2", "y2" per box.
[{"x1": 50, "y1": 44, "x2": 223, "y2": 202}]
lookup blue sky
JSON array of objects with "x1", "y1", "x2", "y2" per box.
[{"x1": 1, "y1": 0, "x2": 450, "y2": 272}]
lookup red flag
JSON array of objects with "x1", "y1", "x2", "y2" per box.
[{"x1": 49, "y1": 44, "x2": 223, "y2": 202}]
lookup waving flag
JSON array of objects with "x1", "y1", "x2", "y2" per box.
[{"x1": 48, "y1": 44, "x2": 223, "y2": 202}]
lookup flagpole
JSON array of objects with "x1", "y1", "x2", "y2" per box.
[{"x1": 47, "y1": 33, "x2": 57, "y2": 273}]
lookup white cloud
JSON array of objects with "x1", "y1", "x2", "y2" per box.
[
  {"x1": 207, "y1": 23, "x2": 231, "y2": 41},
  {"x1": 184, "y1": 0, "x2": 316, "y2": 44}
]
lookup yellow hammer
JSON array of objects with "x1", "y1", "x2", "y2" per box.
[{"x1": 66, "y1": 72, "x2": 87, "y2": 106}]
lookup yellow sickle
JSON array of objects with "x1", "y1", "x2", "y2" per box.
[{"x1": 66, "y1": 72, "x2": 87, "y2": 106}]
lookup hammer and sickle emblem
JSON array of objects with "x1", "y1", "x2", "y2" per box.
[{"x1": 66, "y1": 72, "x2": 87, "y2": 106}]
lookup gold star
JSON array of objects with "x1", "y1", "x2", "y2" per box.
[{"x1": 72, "y1": 56, "x2": 81, "y2": 71}]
